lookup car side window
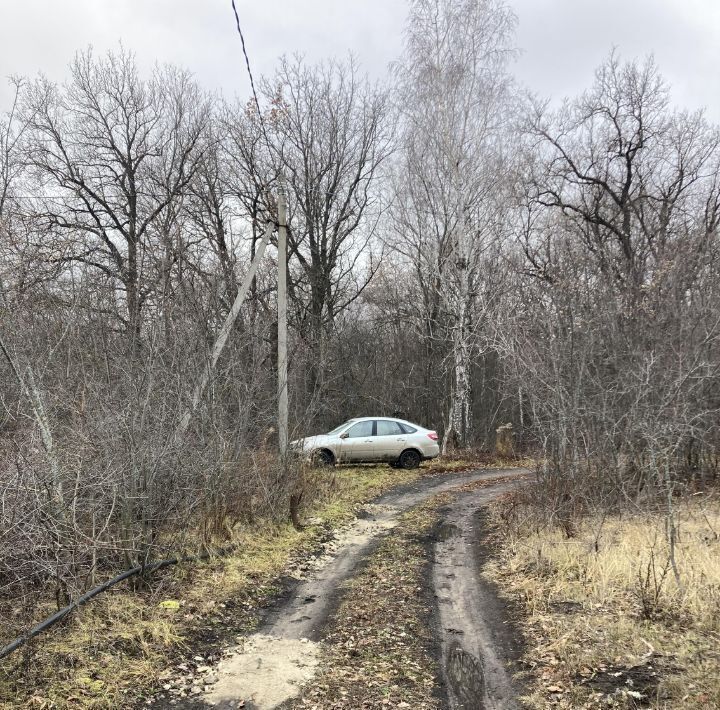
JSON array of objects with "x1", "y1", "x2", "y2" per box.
[
  {"x1": 399, "y1": 423, "x2": 417, "y2": 434},
  {"x1": 346, "y1": 421, "x2": 373, "y2": 438},
  {"x1": 376, "y1": 420, "x2": 403, "y2": 436}
]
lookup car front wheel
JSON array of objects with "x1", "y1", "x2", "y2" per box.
[
  {"x1": 398, "y1": 449, "x2": 421, "y2": 469},
  {"x1": 312, "y1": 449, "x2": 335, "y2": 467}
]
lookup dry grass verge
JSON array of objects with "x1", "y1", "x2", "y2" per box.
[{"x1": 484, "y1": 489, "x2": 720, "y2": 708}]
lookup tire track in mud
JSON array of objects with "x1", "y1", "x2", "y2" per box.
[
  {"x1": 432, "y1": 482, "x2": 524, "y2": 709},
  {"x1": 152, "y1": 468, "x2": 528, "y2": 710}
]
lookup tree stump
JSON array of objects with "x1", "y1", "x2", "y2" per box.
[{"x1": 495, "y1": 422, "x2": 514, "y2": 458}]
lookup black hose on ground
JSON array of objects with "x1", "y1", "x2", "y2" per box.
[{"x1": 0, "y1": 546, "x2": 235, "y2": 662}]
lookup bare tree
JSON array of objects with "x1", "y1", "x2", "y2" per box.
[
  {"x1": 502, "y1": 52, "x2": 720, "y2": 537},
  {"x1": 266, "y1": 56, "x2": 393, "y2": 401},
  {"x1": 527, "y1": 52, "x2": 720, "y2": 297},
  {"x1": 392, "y1": 0, "x2": 517, "y2": 449},
  {"x1": 22, "y1": 47, "x2": 210, "y2": 340},
  {"x1": 0, "y1": 78, "x2": 27, "y2": 223}
]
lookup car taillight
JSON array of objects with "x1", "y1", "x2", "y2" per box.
[{"x1": 427, "y1": 432, "x2": 438, "y2": 441}]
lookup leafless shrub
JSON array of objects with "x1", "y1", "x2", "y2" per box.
[{"x1": 633, "y1": 550, "x2": 671, "y2": 621}]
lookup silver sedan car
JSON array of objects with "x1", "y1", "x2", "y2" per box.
[{"x1": 290, "y1": 416, "x2": 440, "y2": 468}]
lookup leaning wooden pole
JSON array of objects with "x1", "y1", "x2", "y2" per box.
[
  {"x1": 277, "y1": 186, "x2": 289, "y2": 458},
  {"x1": 175, "y1": 221, "x2": 272, "y2": 442}
]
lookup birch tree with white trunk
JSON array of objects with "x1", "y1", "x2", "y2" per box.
[{"x1": 392, "y1": 0, "x2": 516, "y2": 450}]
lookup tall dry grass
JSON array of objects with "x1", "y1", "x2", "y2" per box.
[{"x1": 486, "y1": 490, "x2": 720, "y2": 708}]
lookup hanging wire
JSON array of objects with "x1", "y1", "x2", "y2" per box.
[{"x1": 230, "y1": 0, "x2": 274, "y2": 157}]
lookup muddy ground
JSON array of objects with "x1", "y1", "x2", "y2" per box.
[{"x1": 145, "y1": 467, "x2": 529, "y2": 710}]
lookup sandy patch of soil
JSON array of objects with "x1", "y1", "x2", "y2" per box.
[{"x1": 206, "y1": 635, "x2": 320, "y2": 709}]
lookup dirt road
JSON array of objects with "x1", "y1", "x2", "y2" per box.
[{"x1": 152, "y1": 468, "x2": 528, "y2": 710}]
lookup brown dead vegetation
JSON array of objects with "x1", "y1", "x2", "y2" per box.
[{"x1": 485, "y1": 487, "x2": 720, "y2": 709}]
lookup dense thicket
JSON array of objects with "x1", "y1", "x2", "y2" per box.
[
  {"x1": 506, "y1": 54, "x2": 720, "y2": 519},
  {"x1": 1, "y1": 0, "x2": 718, "y2": 633}
]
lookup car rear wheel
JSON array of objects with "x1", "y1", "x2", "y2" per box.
[
  {"x1": 312, "y1": 449, "x2": 335, "y2": 467},
  {"x1": 398, "y1": 449, "x2": 421, "y2": 469}
]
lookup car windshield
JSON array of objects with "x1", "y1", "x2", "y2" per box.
[{"x1": 326, "y1": 419, "x2": 357, "y2": 435}]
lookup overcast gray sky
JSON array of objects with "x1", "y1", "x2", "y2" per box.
[{"x1": 1, "y1": 0, "x2": 718, "y2": 119}]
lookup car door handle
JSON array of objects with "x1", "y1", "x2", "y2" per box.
[
  {"x1": 396, "y1": 437, "x2": 406, "y2": 441},
  {"x1": 364, "y1": 439, "x2": 373, "y2": 443}
]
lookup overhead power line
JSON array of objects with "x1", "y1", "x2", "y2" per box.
[{"x1": 230, "y1": 0, "x2": 274, "y2": 156}]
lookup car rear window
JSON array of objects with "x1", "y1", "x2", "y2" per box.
[{"x1": 399, "y1": 423, "x2": 418, "y2": 434}]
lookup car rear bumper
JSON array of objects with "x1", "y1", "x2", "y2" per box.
[{"x1": 423, "y1": 444, "x2": 440, "y2": 459}]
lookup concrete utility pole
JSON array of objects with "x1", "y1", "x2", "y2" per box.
[
  {"x1": 277, "y1": 187, "x2": 289, "y2": 457},
  {"x1": 175, "y1": 221, "x2": 273, "y2": 442}
]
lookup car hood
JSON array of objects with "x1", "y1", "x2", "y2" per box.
[{"x1": 290, "y1": 434, "x2": 333, "y2": 449}]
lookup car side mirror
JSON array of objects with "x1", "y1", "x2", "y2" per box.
[{"x1": 339, "y1": 432, "x2": 349, "y2": 439}]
